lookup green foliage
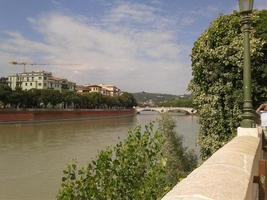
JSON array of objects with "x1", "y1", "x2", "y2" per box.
[
  {"x1": 57, "y1": 116, "x2": 197, "y2": 200},
  {"x1": 9, "y1": 87, "x2": 25, "y2": 108},
  {"x1": 189, "y1": 10, "x2": 267, "y2": 160},
  {"x1": 118, "y1": 92, "x2": 137, "y2": 108},
  {"x1": 58, "y1": 124, "x2": 167, "y2": 200},
  {"x1": 0, "y1": 86, "x2": 137, "y2": 109},
  {"x1": 132, "y1": 92, "x2": 182, "y2": 105},
  {"x1": 159, "y1": 114, "x2": 197, "y2": 186},
  {"x1": 26, "y1": 89, "x2": 42, "y2": 108},
  {"x1": 158, "y1": 97, "x2": 193, "y2": 108},
  {"x1": 0, "y1": 85, "x2": 12, "y2": 108}
]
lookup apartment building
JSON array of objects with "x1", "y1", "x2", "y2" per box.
[
  {"x1": 98, "y1": 84, "x2": 121, "y2": 96},
  {"x1": 7, "y1": 71, "x2": 75, "y2": 92},
  {"x1": 76, "y1": 84, "x2": 121, "y2": 96}
]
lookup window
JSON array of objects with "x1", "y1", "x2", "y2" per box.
[
  {"x1": 44, "y1": 83, "x2": 47, "y2": 86},
  {"x1": 27, "y1": 77, "x2": 29, "y2": 81},
  {"x1": 44, "y1": 77, "x2": 47, "y2": 80},
  {"x1": 30, "y1": 83, "x2": 32, "y2": 86},
  {"x1": 38, "y1": 77, "x2": 42, "y2": 80},
  {"x1": 32, "y1": 77, "x2": 34, "y2": 81},
  {"x1": 38, "y1": 83, "x2": 42, "y2": 86},
  {"x1": 25, "y1": 83, "x2": 28, "y2": 86}
]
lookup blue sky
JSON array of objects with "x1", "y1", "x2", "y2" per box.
[{"x1": 0, "y1": 0, "x2": 266, "y2": 94}]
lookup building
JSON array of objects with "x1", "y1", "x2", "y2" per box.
[
  {"x1": 7, "y1": 71, "x2": 75, "y2": 92},
  {"x1": 98, "y1": 84, "x2": 121, "y2": 96},
  {"x1": 76, "y1": 84, "x2": 121, "y2": 96}
]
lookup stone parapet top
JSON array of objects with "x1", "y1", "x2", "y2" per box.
[
  {"x1": 162, "y1": 129, "x2": 262, "y2": 200},
  {"x1": 237, "y1": 127, "x2": 260, "y2": 137}
]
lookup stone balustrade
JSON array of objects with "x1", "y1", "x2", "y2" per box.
[{"x1": 162, "y1": 127, "x2": 263, "y2": 200}]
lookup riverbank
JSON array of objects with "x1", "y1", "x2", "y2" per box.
[{"x1": 0, "y1": 109, "x2": 136, "y2": 124}]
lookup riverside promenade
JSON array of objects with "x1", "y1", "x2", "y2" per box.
[{"x1": 162, "y1": 127, "x2": 265, "y2": 200}]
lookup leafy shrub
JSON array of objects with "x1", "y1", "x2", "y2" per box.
[
  {"x1": 159, "y1": 114, "x2": 197, "y2": 186},
  {"x1": 189, "y1": 10, "x2": 267, "y2": 160},
  {"x1": 58, "y1": 124, "x2": 167, "y2": 200},
  {"x1": 57, "y1": 115, "x2": 197, "y2": 200}
]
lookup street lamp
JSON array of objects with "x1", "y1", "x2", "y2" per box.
[
  {"x1": 238, "y1": 0, "x2": 256, "y2": 128},
  {"x1": 238, "y1": 0, "x2": 254, "y2": 13}
]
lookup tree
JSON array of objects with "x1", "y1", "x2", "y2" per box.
[
  {"x1": 26, "y1": 89, "x2": 42, "y2": 108},
  {"x1": 9, "y1": 87, "x2": 25, "y2": 108},
  {"x1": 40, "y1": 89, "x2": 63, "y2": 108},
  {"x1": 158, "y1": 114, "x2": 197, "y2": 186},
  {"x1": 62, "y1": 91, "x2": 76, "y2": 109},
  {"x1": 119, "y1": 92, "x2": 137, "y2": 108},
  {"x1": 0, "y1": 85, "x2": 12, "y2": 108},
  {"x1": 57, "y1": 116, "x2": 197, "y2": 200},
  {"x1": 189, "y1": 10, "x2": 267, "y2": 160},
  {"x1": 48, "y1": 90, "x2": 63, "y2": 108},
  {"x1": 57, "y1": 124, "x2": 167, "y2": 200},
  {"x1": 158, "y1": 97, "x2": 193, "y2": 107},
  {"x1": 86, "y1": 92, "x2": 104, "y2": 109}
]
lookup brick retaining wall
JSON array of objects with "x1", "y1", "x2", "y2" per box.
[{"x1": 0, "y1": 109, "x2": 135, "y2": 123}]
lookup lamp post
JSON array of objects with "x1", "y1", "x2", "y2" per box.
[{"x1": 238, "y1": 0, "x2": 256, "y2": 128}]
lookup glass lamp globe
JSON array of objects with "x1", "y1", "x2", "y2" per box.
[{"x1": 238, "y1": 0, "x2": 254, "y2": 12}]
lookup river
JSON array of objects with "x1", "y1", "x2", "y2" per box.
[{"x1": 0, "y1": 112, "x2": 199, "y2": 200}]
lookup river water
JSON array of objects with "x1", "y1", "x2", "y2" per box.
[{"x1": 0, "y1": 112, "x2": 199, "y2": 200}]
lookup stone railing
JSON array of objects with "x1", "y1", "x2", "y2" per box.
[{"x1": 162, "y1": 127, "x2": 263, "y2": 200}]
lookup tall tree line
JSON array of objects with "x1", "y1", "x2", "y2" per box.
[{"x1": 0, "y1": 85, "x2": 137, "y2": 109}]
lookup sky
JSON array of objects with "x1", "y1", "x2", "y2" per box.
[{"x1": 0, "y1": 0, "x2": 266, "y2": 95}]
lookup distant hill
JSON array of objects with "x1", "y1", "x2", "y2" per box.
[{"x1": 132, "y1": 92, "x2": 190, "y2": 105}]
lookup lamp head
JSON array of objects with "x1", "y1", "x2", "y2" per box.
[{"x1": 238, "y1": 0, "x2": 254, "y2": 13}]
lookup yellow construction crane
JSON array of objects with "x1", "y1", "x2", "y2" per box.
[{"x1": 9, "y1": 61, "x2": 80, "y2": 73}]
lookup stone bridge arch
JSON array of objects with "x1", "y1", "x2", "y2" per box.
[{"x1": 135, "y1": 107, "x2": 196, "y2": 115}]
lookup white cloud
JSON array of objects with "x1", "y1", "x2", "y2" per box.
[
  {"x1": 107, "y1": 2, "x2": 157, "y2": 24},
  {"x1": 0, "y1": 2, "x2": 191, "y2": 94}
]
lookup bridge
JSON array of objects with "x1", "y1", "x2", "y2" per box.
[{"x1": 135, "y1": 107, "x2": 196, "y2": 115}]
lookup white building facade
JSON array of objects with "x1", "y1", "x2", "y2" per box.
[
  {"x1": 98, "y1": 84, "x2": 121, "y2": 96},
  {"x1": 76, "y1": 84, "x2": 121, "y2": 96},
  {"x1": 8, "y1": 71, "x2": 75, "y2": 92}
]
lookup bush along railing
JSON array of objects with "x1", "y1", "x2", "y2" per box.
[{"x1": 57, "y1": 114, "x2": 197, "y2": 200}]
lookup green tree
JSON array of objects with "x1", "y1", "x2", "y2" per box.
[
  {"x1": 40, "y1": 89, "x2": 51, "y2": 108},
  {"x1": 158, "y1": 98, "x2": 193, "y2": 108},
  {"x1": 49, "y1": 90, "x2": 63, "y2": 108},
  {"x1": 102, "y1": 95, "x2": 111, "y2": 108},
  {"x1": 57, "y1": 116, "x2": 197, "y2": 200},
  {"x1": 119, "y1": 92, "x2": 137, "y2": 108},
  {"x1": 159, "y1": 114, "x2": 197, "y2": 186},
  {"x1": 72, "y1": 94, "x2": 82, "y2": 109},
  {"x1": 26, "y1": 89, "x2": 42, "y2": 108},
  {"x1": 62, "y1": 91, "x2": 76, "y2": 109},
  {"x1": 40, "y1": 89, "x2": 63, "y2": 108},
  {"x1": 189, "y1": 10, "x2": 267, "y2": 160},
  {"x1": 57, "y1": 124, "x2": 167, "y2": 200},
  {"x1": 86, "y1": 92, "x2": 104, "y2": 109},
  {"x1": 9, "y1": 87, "x2": 25, "y2": 108},
  {"x1": 0, "y1": 85, "x2": 12, "y2": 108}
]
